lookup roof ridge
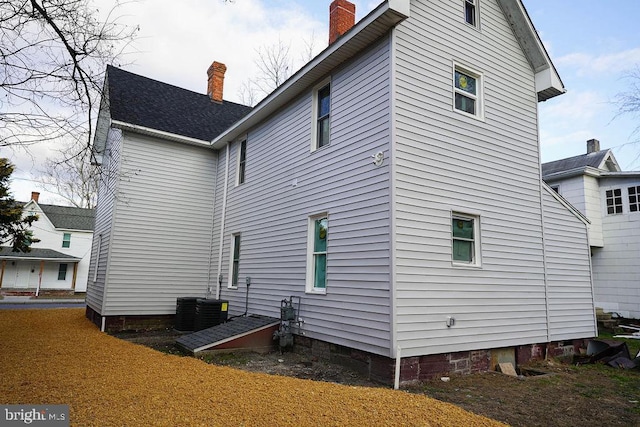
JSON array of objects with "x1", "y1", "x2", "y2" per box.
[{"x1": 107, "y1": 65, "x2": 251, "y2": 109}]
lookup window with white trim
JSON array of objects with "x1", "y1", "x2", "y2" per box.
[
  {"x1": 237, "y1": 140, "x2": 247, "y2": 185},
  {"x1": 606, "y1": 188, "x2": 623, "y2": 214},
  {"x1": 58, "y1": 263, "x2": 68, "y2": 280},
  {"x1": 62, "y1": 232, "x2": 71, "y2": 248},
  {"x1": 464, "y1": 0, "x2": 478, "y2": 27},
  {"x1": 452, "y1": 213, "x2": 481, "y2": 266},
  {"x1": 306, "y1": 214, "x2": 328, "y2": 293},
  {"x1": 454, "y1": 65, "x2": 483, "y2": 119},
  {"x1": 311, "y1": 80, "x2": 331, "y2": 151},
  {"x1": 628, "y1": 186, "x2": 640, "y2": 212},
  {"x1": 229, "y1": 233, "x2": 241, "y2": 288},
  {"x1": 93, "y1": 234, "x2": 102, "y2": 282}
]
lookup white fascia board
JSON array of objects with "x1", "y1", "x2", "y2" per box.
[
  {"x1": 542, "y1": 182, "x2": 591, "y2": 225},
  {"x1": 497, "y1": 0, "x2": 565, "y2": 101},
  {"x1": 111, "y1": 120, "x2": 212, "y2": 148},
  {"x1": 535, "y1": 68, "x2": 565, "y2": 101},
  {"x1": 210, "y1": 0, "x2": 410, "y2": 149}
]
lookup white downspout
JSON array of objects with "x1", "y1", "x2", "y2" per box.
[{"x1": 215, "y1": 143, "x2": 231, "y2": 300}]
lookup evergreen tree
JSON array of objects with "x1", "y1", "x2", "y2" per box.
[{"x1": 0, "y1": 159, "x2": 39, "y2": 252}]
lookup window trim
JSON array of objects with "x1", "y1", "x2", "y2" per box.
[
  {"x1": 236, "y1": 139, "x2": 247, "y2": 186},
  {"x1": 228, "y1": 233, "x2": 241, "y2": 289},
  {"x1": 93, "y1": 234, "x2": 102, "y2": 282},
  {"x1": 310, "y1": 78, "x2": 331, "y2": 152},
  {"x1": 451, "y1": 212, "x2": 481, "y2": 268},
  {"x1": 306, "y1": 213, "x2": 328, "y2": 294},
  {"x1": 58, "y1": 263, "x2": 68, "y2": 281},
  {"x1": 62, "y1": 232, "x2": 71, "y2": 248},
  {"x1": 453, "y1": 63, "x2": 484, "y2": 121},
  {"x1": 464, "y1": 0, "x2": 479, "y2": 28},
  {"x1": 628, "y1": 185, "x2": 640, "y2": 213},
  {"x1": 605, "y1": 188, "x2": 623, "y2": 215}
]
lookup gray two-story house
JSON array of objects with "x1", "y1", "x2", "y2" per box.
[{"x1": 88, "y1": 0, "x2": 596, "y2": 383}]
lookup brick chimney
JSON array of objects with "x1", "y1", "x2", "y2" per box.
[
  {"x1": 207, "y1": 61, "x2": 227, "y2": 103},
  {"x1": 329, "y1": 0, "x2": 356, "y2": 45},
  {"x1": 30, "y1": 191, "x2": 40, "y2": 202},
  {"x1": 587, "y1": 138, "x2": 600, "y2": 154}
]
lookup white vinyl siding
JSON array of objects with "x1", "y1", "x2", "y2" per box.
[
  {"x1": 592, "y1": 177, "x2": 640, "y2": 318},
  {"x1": 542, "y1": 187, "x2": 596, "y2": 341},
  {"x1": 215, "y1": 37, "x2": 392, "y2": 356},
  {"x1": 394, "y1": 0, "x2": 548, "y2": 357},
  {"x1": 87, "y1": 128, "x2": 123, "y2": 312},
  {"x1": 100, "y1": 133, "x2": 217, "y2": 315}
]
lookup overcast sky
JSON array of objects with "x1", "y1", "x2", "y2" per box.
[{"x1": 5, "y1": 0, "x2": 640, "y2": 204}]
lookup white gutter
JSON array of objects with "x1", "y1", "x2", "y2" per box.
[
  {"x1": 111, "y1": 120, "x2": 212, "y2": 148},
  {"x1": 543, "y1": 166, "x2": 602, "y2": 181},
  {"x1": 215, "y1": 143, "x2": 231, "y2": 300}
]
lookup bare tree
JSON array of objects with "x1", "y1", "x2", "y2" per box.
[
  {"x1": 616, "y1": 65, "x2": 640, "y2": 139},
  {"x1": 0, "y1": 0, "x2": 137, "y2": 152},
  {"x1": 36, "y1": 140, "x2": 99, "y2": 209},
  {"x1": 239, "y1": 33, "x2": 320, "y2": 106}
]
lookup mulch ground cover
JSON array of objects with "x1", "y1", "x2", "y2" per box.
[{"x1": 0, "y1": 309, "x2": 503, "y2": 426}]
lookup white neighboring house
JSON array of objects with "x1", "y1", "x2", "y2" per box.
[
  {"x1": 0, "y1": 192, "x2": 95, "y2": 294},
  {"x1": 543, "y1": 139, "x2": 640, "y2": 319}
]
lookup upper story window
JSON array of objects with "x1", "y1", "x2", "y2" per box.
[
  {"x1": 312, "y1": 80, "x2": 331, "y2": 151},
  {"x1": 452, "y1": 213, "x2": 481, "y2": 267},
  {"x1": 454, "y1": 65, "x2": 483, "y2": 119},
  {"x1": 464, "y1": 0, "x2": 478, "y2": 27},
  {"x1": 62, "y1": 233, "x2": 71, "y2": 248},
  {"x1": 606, "y1": 188, "x2": 623, "y2": 215},
  {"x1": 306, "y1": 214, "x2": 328, "y2": 293},
  {"x1": 237, "y1": 140, "x2": 247, "y2": 185},
  {"x1": 550, "y1": 185, "x2": 560, "y2": 194},
  {"x1": 629, "y1": 186, "x2": 640, "y2": 212}
]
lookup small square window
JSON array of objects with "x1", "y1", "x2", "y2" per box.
[
  {"x1": 454, "y1": 66, "x2": 483, "y2": 119},
  {"x1": 464, "y1": 0, "x2": 477, "y2": 27},
  {"x1": 62, "y1": 233, "x2": 71, "y2": 248},
  {"x1": 306, "y1": 214, "x2": 328, "y2": 293},
  {"x1": 452, "y1": 213, "x2": 481, "y2": 266},
  {"x1": 58, "y1": 263, "x2": 68, "y2": 281},
  {"x1": 629, "y1": 186, "x2": 640, "y2": 212},
  {"x1": 606, "y1": 188, "x2": 623, "y2": 214}
]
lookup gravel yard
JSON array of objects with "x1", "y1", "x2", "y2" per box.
[{"x1": 0, "y1": 309, "x2": 503, "y2": 426}]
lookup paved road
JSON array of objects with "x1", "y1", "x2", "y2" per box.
[
  {"x1": 0, "y1": 302, "x2": 85, "y2": 310},
  {"x1": 0, "y1": 297, "x2": 85, "y2": 310}
]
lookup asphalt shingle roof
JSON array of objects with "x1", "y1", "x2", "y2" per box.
[
  {"x1": 0, "y1": 247, "x2": 80, "y2": 260},
  {"x1": 107, "y1": 65, "x2": 253, "y2": 142},
  {"x1": 38, "y1": 204, "x2": 95, "y2": 231},
  {"x1": 541, "y1": 150, "x2": 610, "y2": 177}
]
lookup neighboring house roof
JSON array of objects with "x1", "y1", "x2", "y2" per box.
[
  {"x1": 36, "y1": 204, "x2": 95, "y2": 231},
  {"x1": 106, "y1": 65, "x2": 253, "y2": 142},
  {"x1": 0, "y1": 247, "x2": 81, "y2": 261},
  {"x1": 18, "y1": 202, "x2": 95, "y2": 231},
  {"x1": 542, "y1": 150, "x2": 612, "y2": 177}
]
